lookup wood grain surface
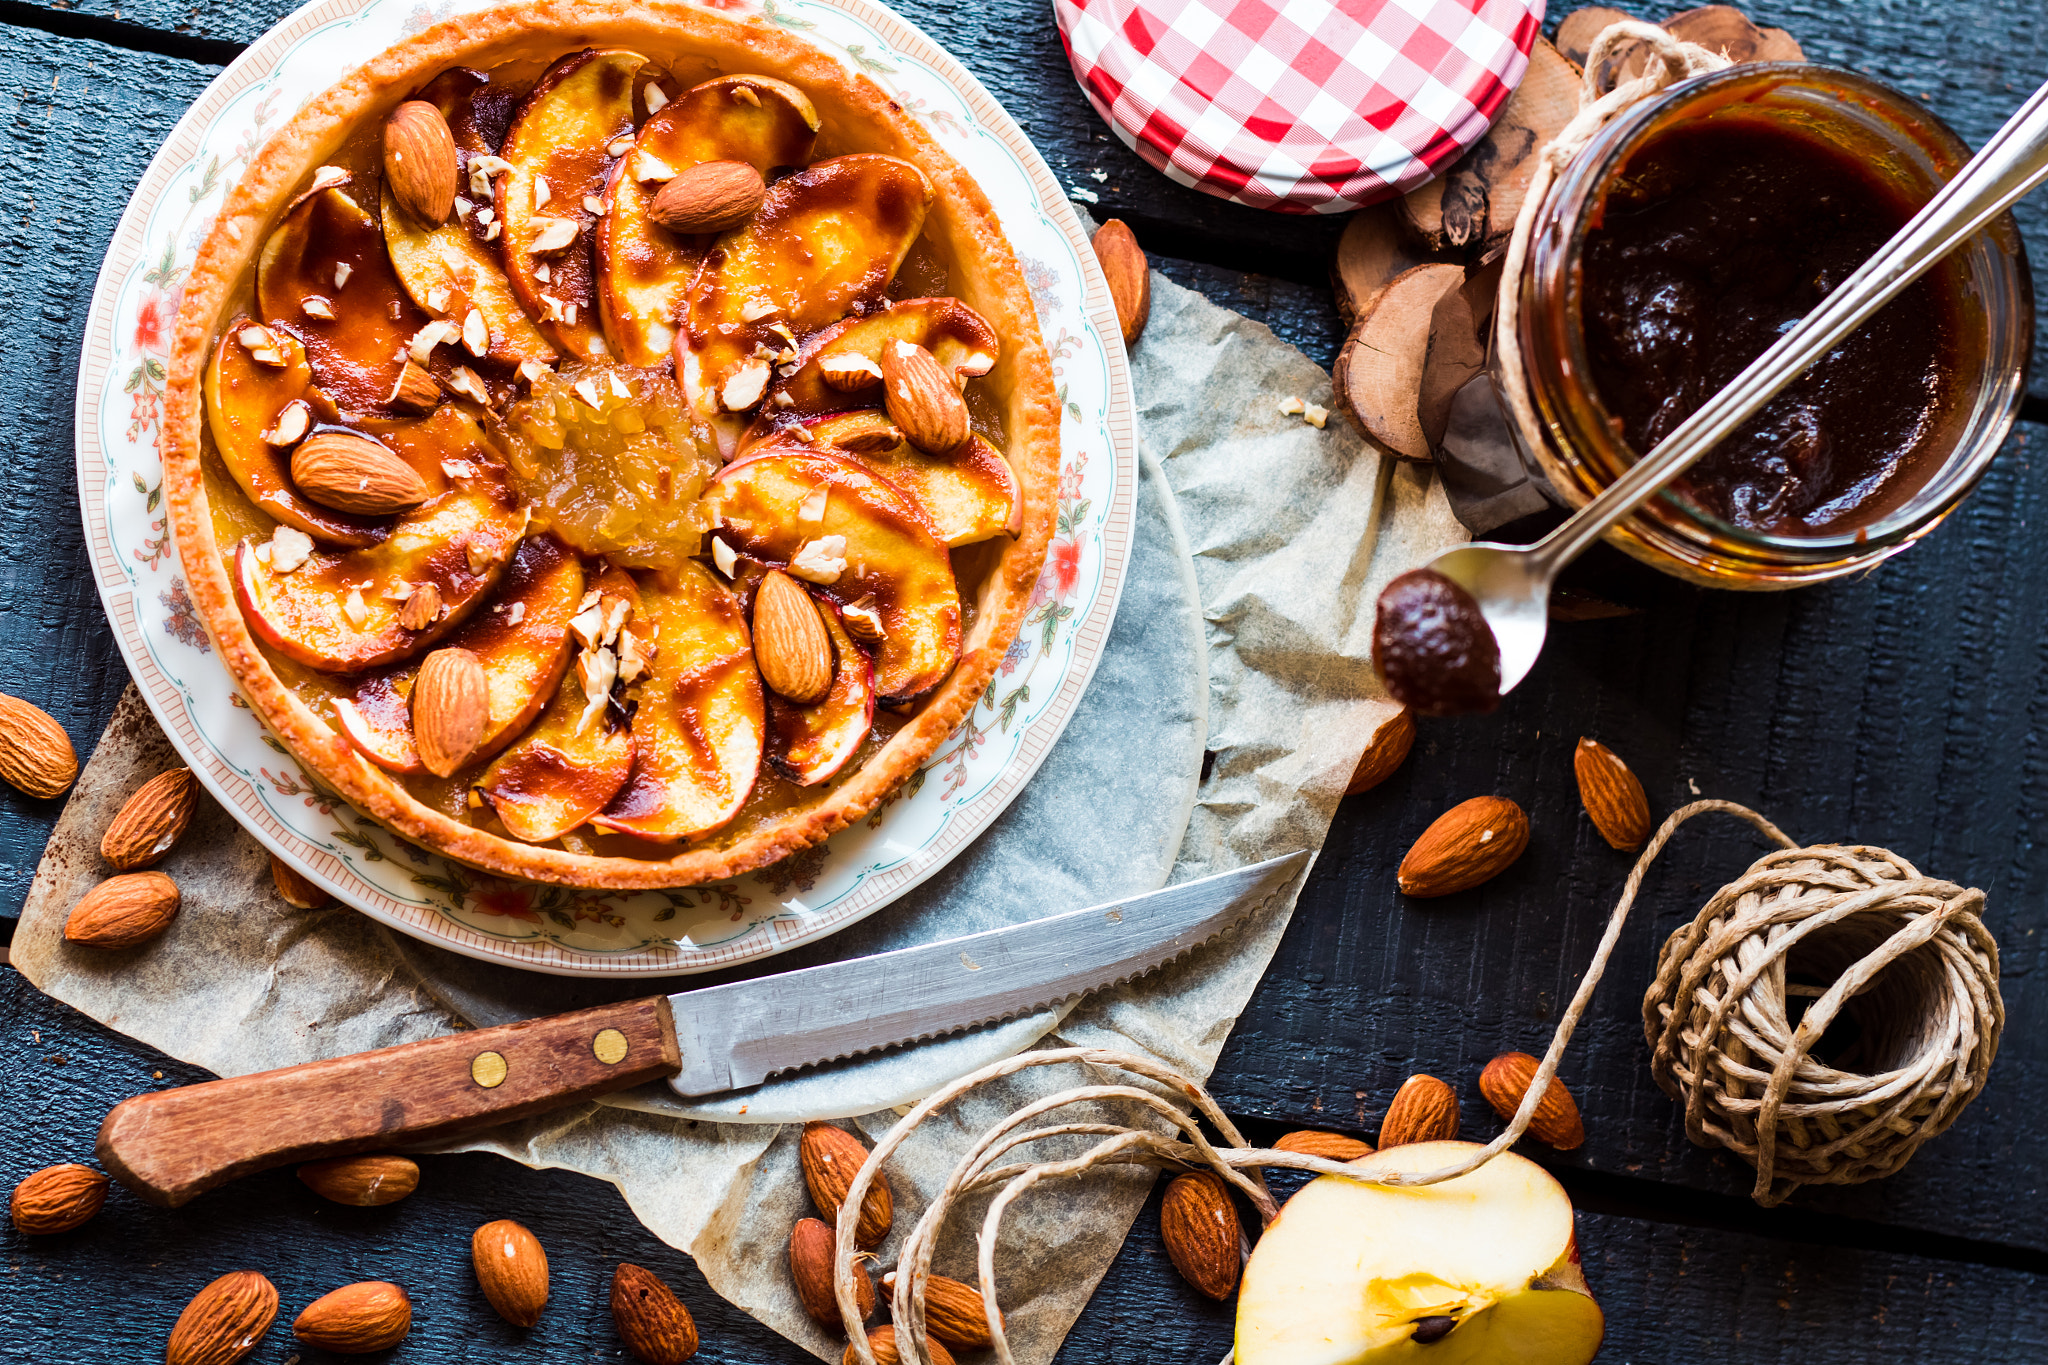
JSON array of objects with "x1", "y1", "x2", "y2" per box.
[{"x1": 0, "y1": 0, "x2": 2045, "y2": 1358}]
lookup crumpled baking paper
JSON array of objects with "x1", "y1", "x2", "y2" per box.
[{"x1": 15, "y1": 272, "x2": 1464, "y2": 1363}]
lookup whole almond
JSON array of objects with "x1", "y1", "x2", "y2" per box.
[
  {"x1": 754, "y1": 570, "x2": 833, "y2": 703},
  {"x1": 65, "y1": 871, "x2": 180, "y2": 949},
  {"x1": 789, "y1": 1217, "x2": 875, "y2": 1332},
  {"x1": 383, "y1": 100, "x2": 458, "y2": 225},
  {"x1": 916, "y1": 1273, "x2": 998, "y2": 1351},
  {"x1": 293, "y1": 1281, "x2": 412, "y2": 1352},
  {"x1": 1159, "y1": 1171, "x2": 1240, "y2": 1300},
  {"x1": 880, "y1": 340, "x2": 970, "y2": 456},
  {"x1": 398, "y1": 581, "x2": 443, "y2": 632},
  {"x1": 649, "y1": 159, "x2": 766, "y2": 234},
  {"x1": 1575, "y1": 737, "x2": 1652, "y2": 851},
  {"x1": 166, "y1": 1270, "x2": 278, "y2": 1365},
  {"x1": 846, "y1": 1325, "x2": 955, "y2": 1365},
  {"x1": 1272, "y1": 1130, "x2": 1374, "y2": 1162},
  {"x1": 1379, "y1": 1074, "x2": 1460, "y2": 1149},
  {"x1": 413, "y1": 647, "x2": 489, "y2": 777},
  {"x1": 1396, "y1": 795, "x2": 1528, "y2": 897},
  {"x1": 101, "y1": 767, "x2": 199, "y2": 870},
  {"x1": 1347, "y1": 707, "x2": 1415, "y2": 796},
  {"x1": 611, "y1": 1262, "x2": 700, "y2": 1364},
  {"x1": 800, "y1": 1122, "x2": 893, "y2": 1250},
  {"x1": 1478, "y1": 1052, "x2": 1586, "y2": 1150},
  {"x1": 269, "y1": 853, "x2": 332, "y2": 909},
  {"x1": 1091, "y1": 218, "x2": 1151, "y2": 346},
  {"x1": 472, "y1": 1218, "x2": 549, "y2": 1327},
  {"x1": 296, "y1": 1153, "x2": 419, "y2": 1206},
  {"x1": 0, "y1": 692, "x2": 77, "y2": 798},
  {"x1": 9, "y1": 1163, "x2": 109, "y2": 1234},
  {"x1": 388, "y1": 358, "x2": 443, "y2": 413},
  {"x1": 290, "y1": 431, "x2": 431, "y2": 516}
]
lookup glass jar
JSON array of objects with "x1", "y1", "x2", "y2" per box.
[{"x1": 1503, "y1": 64, "x2": 2033, "y2": 589}]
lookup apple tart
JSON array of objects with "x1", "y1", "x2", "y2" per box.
[{"x1": 161, "y1": 0, "x2": 1057, "y2": 889}]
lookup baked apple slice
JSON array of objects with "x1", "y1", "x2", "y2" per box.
[
  {"x1": 204, "y1": 315, "x2": 386, "y2": 548},
  {"x1": 333, "y1": 535, "x2": 584, "y2": 774},
  {"x1": 498, "y1": 48, "x2": 649, "y2": 362},
  {"x1": 477, "y1": 668, "x2": 637, "y2": 843},
  {"x1": 778, "y1": 411, "x2": 1022, "y2": 547},
  {"x1": 766, "y1": 600, "x2": 875, "y2": 785},
  {"x1": 256, "y1": 171, "x2": 431, "y2": 417},
  {"x1": 756, "y1": 297, "x2": 1000, "y2": 424},
  {"x1": 705, "y1": 449, "x2": 960, "y2": 702},
  {"x1": 592, "y1": 560, "x2": 765, "y2": 842},
  {"x1": 235, "y1": 467, "x2": 528, "y2": 673},
  {"x1": 680, "y1": 155, "x2": 933, "y2": 418},
  {"x1": 597, "y1": 75, "x2": 819, "y2": 367}
]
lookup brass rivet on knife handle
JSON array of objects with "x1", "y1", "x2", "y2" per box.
[
  {"x1": 592, "y1": 1029, "x2": 629, "y2": 1065},
  {"x1": 471, "y1": 1051, "x2": 509, "y2": 1088}
]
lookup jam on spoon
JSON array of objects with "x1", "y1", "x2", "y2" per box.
[{"x1": 1372, "y1": 569, "x2": 1502, "y2": 717}]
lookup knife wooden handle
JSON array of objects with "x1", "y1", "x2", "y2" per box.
[{"x1": 96, "y1": 996, "x2": 680, "y2": 1207}]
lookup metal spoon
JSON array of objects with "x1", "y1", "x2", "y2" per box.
[{"x1": 1430, "y1": 74, "x2": 2048, "y2": 697}]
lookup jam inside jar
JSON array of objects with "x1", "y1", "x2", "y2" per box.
[{"x1": 1510, "y1": 64, "x2": 2033, "y2": 587}]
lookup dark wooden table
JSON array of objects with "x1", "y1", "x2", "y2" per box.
[{"x1": 6, "y1": 0, "x2": 2048, "y2": 1359}]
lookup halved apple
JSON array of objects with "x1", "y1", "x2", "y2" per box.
[
  {"x1": 591, "y1": 559, "x2": 765, "y2": 842},
  {"x1": 333, "y1": 535, "x2": 585, "y2": 774},
  {"x1": 756, "y1": 296, "x2": 999, "y2": 423},
  {"x1": 704, "y1": 449, "x2": 959, "y2": 702},
  {"x1": 765, "y1": 599, "x2": 875, "y2": 785},
  {"x1": 784, "y1": 411, "x2": 1021, "y2": 547},
  {"x1": 256, "y1": 174, "x2": 430, "y2": 417},
  {"x1": 204, "y1": 316, "x2": 386, "y2": 547},
  {"x1": 477, "y1": 667, "x2": 637, "y2": 843},
  {"x1": 679, "y1": 154, "x2": 933, "y2": 416},
  {"x1": 498, "y1": 48, "x2": 649, "y2": 362},
  {"x1": 235, "y1": 476, "x2": 528, "y2": 673},
  {"x1": 1235, "y1": 1141, "x2": 1603, "y2": 1365},
  {"x1": 597, "y1": 74, "x2": 819, "y2": 367}
]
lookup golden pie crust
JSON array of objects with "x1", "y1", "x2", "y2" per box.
[{"x1": 160, "y1": 0, "x2": 1058, "y2": 889}]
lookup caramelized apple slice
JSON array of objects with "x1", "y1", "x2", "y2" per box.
[
  {"x1": 498, "y1": 49, "x2": 648, "y2": 362},
  {"x1": 597, "y1": 75, "x2": 819, "y2": 367},
  {"x1": 204, "y1": 316, "x2": 386, "y2": 548},
  {"x1": 756, "y1": 297, "x2": 1000, "y2": 424},
  {"x1": 766, "y1": 601, "x2": 875, "y2": 785},
  {"x1": 333, "y1": 536, "x2": 585, "y2": 774},
  {"x1": 680, "y1": 155, "x2": 933, "y2": 416},
  {"x1": 770, "y1": 411, "x2": 1021, "y2": 547},
  {"x1": 705, "y1": 449, "x2": 960, "y2": 701},
  {"x1": 592, "y1": 560, "x2": 765, "y2": 842},
  {"x1": 235, "y1": 475, "x2": 528, "y2": 673},
  {"x1": 256, "y1": 173, "x2": 431, "y2": 417},
  {"x1": 478, "y1": 668, "x2": 637, "y2": 843}
]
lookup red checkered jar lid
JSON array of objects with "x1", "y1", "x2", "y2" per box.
[{"x1": 1055, "y1": 0, "x2": 1543, "y2": 213}]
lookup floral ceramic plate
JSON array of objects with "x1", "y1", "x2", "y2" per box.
[{"x1": 77, "y1": 0, "x2": 1135, "y2": 976}]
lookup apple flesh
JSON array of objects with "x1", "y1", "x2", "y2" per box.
[
  {"x1": 679, "y1": 154, "x2": 932, "y2": 417},
  {"x1": 705, "y1": 449, "x2": 960, "y2": 702},
  {"x1": 591, "y1": 559, "x2": 766, "y2": 842},
  {"x1": 765, "y1": 598, "x2": 875, "y2": 785},
  {"x1": 478, "y1": 667, "x2": 637, "y2": 843},
  {"x1": 257, "y1": 176, "x2": 430, "y2": 417},
  {"x1": 597, "y1": 74, "x2": 819, "y2": 367},
  {"x1": 497, "y1": 48, "x2": 648, "y2": 362},
  {"x1": 793, "y1": 411, "x2": 1021, "y2": 547},
  {"x1": 333, "y1": 534, "x2": 584, "y2": 775},
  {"x1": 1235, "y1": 1141, "x2": 1603, "y2": 1365},
  {"x1": 752, "y1": 296, "x2": 1000, "y2": 426}
]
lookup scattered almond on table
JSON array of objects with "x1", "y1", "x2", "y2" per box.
[
  {"x1": 296, "y1": 1153, "x2": 419, "y2": 1206},
  {"x1": 8, "y1": 1162, "x2": 109, "y2": 1234},
  {"x1": 1346, "y1": 707, "x2": 1415, "y2": 796},
  {"x1": 292, "y1": 1280, "x2": 412, "y2": 1353},
  {"x1": 0, "y1": 692, "x2": 77, "y2": 798},
  {"x1": 1396, "y1": 795, "x2": 1529, "y2": 897},
  {"x1": 64, "y1": 871, "x2": 181, "y2": 949},
  {"x1": 472, "y1": 1218, "x2": 549, "y2": 1327},
  {"x1": 100, "y1": 767, "x2": 199, "y2": 870},
  {"x1": 1379, "y1": 1074, "x2": 1460, "y2": 1148},
  {"x1": 269, "y1": 853, "x2": 332, "y2": 910},
  {"x1": 800, "y1": 1121, "x2": 894, "y2": 1249},
  {"x1": 1159, "y1": 1170, "x2": 1242, "y2": 1300},
  {"x1": 1273, "y1": 1130, "x2": 1374, "y2": 1162},
  {"x1": 1479, "y1": 1052, "x2": 1587, "y2": 1150},
  {"x1": 1090, "y1": 217, "x2": 1150, "y2": 345},
  {"x1": 1574, "y1": 737, "x2": 1653, "y2": 851},
  {"x1": 886, "y1": 1270, "x2": 1000, "y2": 1352},
  {"x1": 789, "y1": 1216, "x2": 875, "y2": 1331},
  {"x1": 166, "y1": 1270, "x2": 278, "y2": 1365},
  {"x1": 611, "y1": 1262, "x2": 700, "y2": 1364}
]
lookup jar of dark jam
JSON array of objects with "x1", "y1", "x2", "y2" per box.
[{"x1": 1505, "y1": 64, "x2": 2032, "y2": 588}]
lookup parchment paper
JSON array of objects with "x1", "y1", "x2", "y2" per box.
[{"x1": 15, "y1": 272, "x2": 1465, "y2": 1362}]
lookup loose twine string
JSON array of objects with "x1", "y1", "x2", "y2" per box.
[
  {"x1": 832, "y1": 802, "x2": 2000, "y2": 1365},
  {"x1": 829, "y1": 29, "x2": 2002, "y2": 1364}
]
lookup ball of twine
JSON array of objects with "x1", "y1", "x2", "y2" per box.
[{"x1": 1639, "y1": 804, "x2": 2002, "y2": 1206}]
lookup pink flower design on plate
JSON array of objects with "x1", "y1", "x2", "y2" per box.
[
  {"x1": 469, "y1": 876, "x2": 539, "y2": 922},
  {"x1": 134, "y1": 290, "x2": 171, "y2": 353}
]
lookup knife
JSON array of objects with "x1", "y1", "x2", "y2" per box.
[{"x1": 95, "y1": 850, "x2": 1309, "y2": 1206}]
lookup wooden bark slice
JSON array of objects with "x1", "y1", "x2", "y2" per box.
[
  {"x1": 1556, "y1": 6, "x2": 1632, "y2": 69},
  {"x1": 1582, "y1": 5, "x2": 1806, "y2": 92},
  {"x1": 1331, "y1": 205, "x2": 1442, "y2": 327},
  {"x1": 1418, "y1": 255, "x2": 1505, "y2": 455},
  {"x1": 1333, "y1": 263, "x2": 1466, "y2": 463}
]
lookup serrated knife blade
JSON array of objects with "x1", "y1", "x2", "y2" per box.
[{"x1": 664, "y1": 849, "x2": 1311, "y2": 1096}]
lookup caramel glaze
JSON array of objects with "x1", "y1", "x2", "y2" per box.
[{"x1": 1579, "y1": 117, "x2": 1957, "y2": 536}]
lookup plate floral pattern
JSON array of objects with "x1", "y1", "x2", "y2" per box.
[{"x1": 76, "y1": 0, "x2": 1136, "y2": 976}]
